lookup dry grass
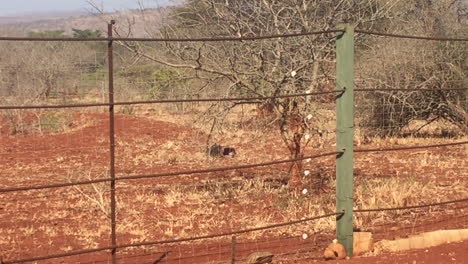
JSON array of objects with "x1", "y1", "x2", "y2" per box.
[
  {"x1": 109, "y1": 168, "x2": 467, "y2": 244},
  {"x1": 1, "y1": 108, "x2": 466, "y2": 261},
  {"x1": 354, "y1": 177, "x2": 468, "y2": 227}
]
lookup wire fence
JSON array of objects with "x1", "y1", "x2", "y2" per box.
[
  {"x1": 1, "y1": 29, "x2": 467, "y2": 42},
  {"x1": 0, "y1": 91, "x2": 343, "y2": 110},
  {"x1": 0, "y1": 25, "x2": 467, "y2": 263},
  {"x1": 2, "y1": 140, "x2": 468, "y2": 193}
]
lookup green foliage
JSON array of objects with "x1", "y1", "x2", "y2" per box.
[
  {"x1": 72, "y1": 28, "x2": 102, "y2": 39},
  {"x1": 153, "y1": 68, "x2": 179, "y2": 82},
  {"x1": 118, "y1": 65, "x2": 183, "y2": 99},
  {"x1": 28, "y1": 30, "x2": 67, "y2": 38},
  {"x1": 149, "y1": 68, "x2": 182, "y2": 98},
  {"x1": 71, "y1": 29, "x2": 106, "y2": 67},
  {"x1": 117, "y1": 65, "x2": 156, "y2": 79}
]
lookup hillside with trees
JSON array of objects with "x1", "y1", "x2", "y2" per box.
[{"x1": 0, "y1": 8, "x2": 169, "y2": 37}]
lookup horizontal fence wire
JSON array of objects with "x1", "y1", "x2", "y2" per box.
[
  {"x1": 0, "y1": 30, "x2": 343, "y2": 42},
  {"x1": 355, "y1": 141, "x2": 468, "y2": 153},
  {"x1": 2, "y1": 212, "x2": 343, "y2": 264},
  {"x1": 0, "y1": 151, "x2": 342, "y2": 193},
  {"x1": 2, "y1": 87, "x2": 464, "y2": 110},
  {"x1": 2, "y1": 141, "x2": 466, "y2": 194},
  {"x1": 354, "y1": 30, "x2": 468, "y2": 41},
  {"x1": 2, "y1": 25, "x2": 467, "y2": 264},
  {"x1": 355, "y1": 197, "x2": 468, "y2": 213},
  {"x1": 0, "y1": 30, "x2": 467, "y2": 42},
  {"x1": 6, "y1": 194, "x2": 468, "y2": 263},
  {"x1": 355, "y1": 88, "x2": 468, "y2": 92},
  {"x1": 0, "y1": 91, "x2": 342, "y2": 110}
]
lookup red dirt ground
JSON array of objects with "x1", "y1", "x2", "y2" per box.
[{"x1": 1, "y1": 112, "x2": 467, "y2": 263}]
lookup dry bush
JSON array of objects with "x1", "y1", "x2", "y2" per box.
[
  {"x1": 114, "y1": 0, "x2": 401, "y2": 187},
  {"x1": 67, "y1": 169, "x2": 112, "y2": 218},
  {"x1": 1, "y1": 110, "x2": 73, "y2": 136},
  {"x1": 357, "y1": 0, "x2": 468, "y2": 137}
]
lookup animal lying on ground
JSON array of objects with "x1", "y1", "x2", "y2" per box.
[{"x1": 208, "y1": 144, "x2": 236, "y2": 158}]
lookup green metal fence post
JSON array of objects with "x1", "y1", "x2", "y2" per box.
[{"x1": 335, "y1": 24, "x2": 355, "y2": 257}]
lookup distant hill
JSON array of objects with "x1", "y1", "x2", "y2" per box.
[
  {"x1": 0, "y1": 10, "x2": 87, "y2": 25},
  {"x1": 0, "y1": 8, "x2": 170, "y2": 37}
]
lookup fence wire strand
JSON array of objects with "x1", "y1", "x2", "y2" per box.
[
  {"x1": 2, "y1": 24, "x2": 468, "y2": 264},
  {"x1": 0, "y1": 91, "x2": 342, "y2": 110},
  {"x1": 6, "y1": 193, "x2": 468, "y2": 264},
  {"x1": 0, "y1": 29, "x2": 467, "y2": 42},
  {"x1": 355, "y1": 141, "x2": 468, "y2": 153},
  {"x1": 355, "y1": 29, "x2": 468, "y2": 41},
  {"x1": 355, "y1": 197, "x2": 468, "y2": 213},
  {"x1": 2, "y1": 141, "x2": 466, "y2": 194},
  {"x1": 355, "y1": 88, "x2": 468, "y2": 92},
  {"x1": 0, "y1": 151, "x2": 341, "y2": 193},
  {"x1": 0, "y1": 30, "x2": 343, "y2": 42},
  {"x1": 2, "y1": 212, "x2": 342, "y2": 264},
  {"x1": 2, "y1": 88, "x2": 464, "y2": 110}
]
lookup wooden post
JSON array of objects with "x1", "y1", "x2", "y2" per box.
[{"x1": 335, "y1": 24, "x2": 355, "y2": 257}]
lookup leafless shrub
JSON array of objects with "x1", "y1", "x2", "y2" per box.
[
  {"x1": 115, "y1": 0, "x2": 399, "y2": 187},
  {"x1": 68, "y1": 170, "x2": 111, "y2": 218},
  {"x1": 357, "y1": 0, "x2": 468, "y2": 137}
]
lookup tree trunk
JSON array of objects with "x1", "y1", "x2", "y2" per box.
[{"x1": 289, "y1": 132, "x2": 304, "y2": 189}]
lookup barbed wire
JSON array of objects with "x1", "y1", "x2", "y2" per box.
[
  {"x1": 0, "y1": 91, "x2": 342, "y2": 110},
  {"x1": 2, "y1": 212, "x2": 342, "y2": 264}
]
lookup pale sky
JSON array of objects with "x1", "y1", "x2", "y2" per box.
[
  {"x1": 0, "y1": 0, "x2": 172, "y2": 16},
  {"x1": 1, "y1": 0, "x2": 466, "y2": 16}
]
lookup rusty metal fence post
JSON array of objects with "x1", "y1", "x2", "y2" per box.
[
  {"x1": 107, "y1": 20, "x2": 118, "y2": 264},
  {"x1": 231, "y1": 236, "x2": 237, "y2": 264}
]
